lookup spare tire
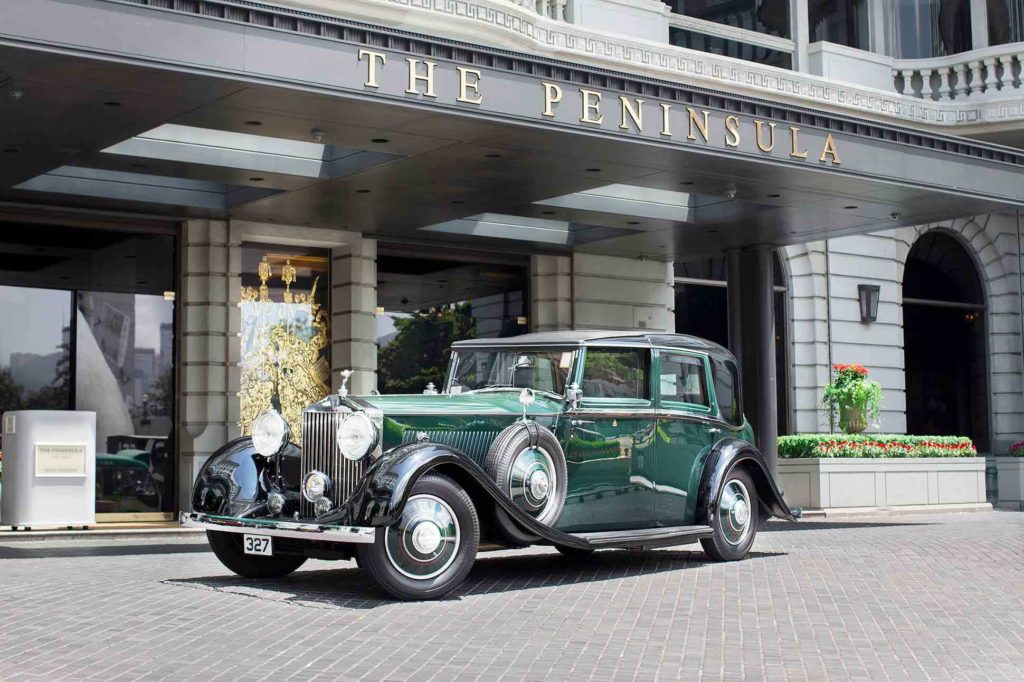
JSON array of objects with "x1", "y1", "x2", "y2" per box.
[{"x1": 483, "y1": 421, "x2": 568, "y2": 545}]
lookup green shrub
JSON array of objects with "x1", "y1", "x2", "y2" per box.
[{"x1": 778, "y1": 434, "x2": 977, "y2": 459}]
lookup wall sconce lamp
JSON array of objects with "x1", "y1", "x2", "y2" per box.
[{"x1": 858, "y1": 284, "x2": 880, "y2": 323}]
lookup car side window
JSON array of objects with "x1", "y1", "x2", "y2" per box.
[
  {"x1": 713, "y1": 358, "x2": 743, "y2": 426},
  {"x1": 582, "y1": 348, "x2": 649, "y2": 400},
  {"x1": 659, "y1": 352, "x2": 709, "y2": 408}
]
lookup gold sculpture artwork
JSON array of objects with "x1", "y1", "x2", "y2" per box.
[{"x1": 239, "y1": 253, "x2": 330, "y2": 445}]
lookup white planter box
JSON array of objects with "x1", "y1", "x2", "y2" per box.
[
  {"x1": 995, "y1": 457, "x2": 1024, "y2": 510},
  {"x1": 778, "y1": 457, "x2": 990, "y2": 516}
]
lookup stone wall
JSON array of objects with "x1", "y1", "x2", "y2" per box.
[{"x1": 782, "y1": 212, "x2": 1024, "y2": 453}]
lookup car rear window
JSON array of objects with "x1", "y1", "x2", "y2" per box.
[{"x1": 712, "y1": 357, "x2": 743, "y2": 426}]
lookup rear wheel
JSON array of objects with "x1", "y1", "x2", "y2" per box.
[
  {"x1": 700, "y1": 467, "x2": 759, "y2": 562},
  {"x1": 356, "y1": 474, "x2": 479, "y2": 600},
  {"x1": 206, "y1": 531, "x2": 307, "y2": 579}
]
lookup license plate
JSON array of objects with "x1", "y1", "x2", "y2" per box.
[{"x1": 243, "y1": 534, "x2": 272, "y2": 556}]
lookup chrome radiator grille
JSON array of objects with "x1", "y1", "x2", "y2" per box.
[
  {"x1": 400, "y1": 429, "x2": 500, "y2": 466},
  {"x1": 300, "y1": 409, "x2": 367, "y2": 518}
]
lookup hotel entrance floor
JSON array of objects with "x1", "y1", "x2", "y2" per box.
[{"x1": 0, "y1": 510, "x2": 1020, "y2": 681}]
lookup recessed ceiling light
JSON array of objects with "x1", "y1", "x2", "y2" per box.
[
  {"x1": 130, "y1": 163, "x2": 147, "y2": 169},
  {"x1": 541, "y1": 211, "x2": 556, "y2": 215},
  {"x1": 124, "y1": 255, "x2": 137, "y2": 260},
  {"x1": 767, "y1": 193, "x2": 781, "y2": 198},
  {"x1": 844, "y1": 205, "x2": 858, "y2": 209},
  {"x1": 485, "y1": 153, "x2": 502, "y2": 158},
  {"x1": 104, "y1": 101, "x2": 122, "y2": 108},
  {"x1": 249, "y1": 177, "x2": 264, "y2": 182},
  {"x1": 245, "y1": 120, "x2": 262, "y2": 126},
  {"x1": 137, "y1": 280, "x2": 149, "y2": 285},
  {"x1": 452, "y1": 200, "x2": 465, "y2": 205},
  {"x1": 2, "y1": 148, "x2": 18, "y2": 154},
  {"x1": 371, "y1": 138, "x2": 389, "y2": 144},
  {"x1": 627, "y1": 221, "x2": 640, "y2": 225},
  {"x1": 680, "y1": 181, "x2": 694, "y2": 186},
  {"x1": 60, "y1": 276, "x2": 72, "y2": 281},
  {"x1": 585, "y1": 168, "x2": 601, "y2": 172},
  {"x1": 356, "y1": 189, "x2": 371, "y2": 194},
  {"x1": 708, "y1": 229, "x2": 718, "y2": 234}
]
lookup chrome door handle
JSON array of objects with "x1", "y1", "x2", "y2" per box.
[
  {"x1": 571, "y1": 419, "x2": 596, "y2": 427},
  {"x1": 708, "y1": 428, "x2": 722, "y2": 435}
]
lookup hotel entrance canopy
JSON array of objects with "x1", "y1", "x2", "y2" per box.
[{"x1": 1, "y1": 0, "x2": 1023, "y2": 260}]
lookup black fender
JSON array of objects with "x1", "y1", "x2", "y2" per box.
[
  {"x1": 696, "y1": 438, "x2": 796, "y2": 526},
  {"x1": 323, "y1": 442, "x2": 596, "y2": 550},
  {"x1": 191, "y1": 437, "x2": 303, "y2": 518}
]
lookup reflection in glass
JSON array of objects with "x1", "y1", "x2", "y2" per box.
[
  {"x1": 0, "y1": 286, "x2": 72, "y2": 415},
  {"x1": 77, "y1": 292, "x2": 175, "y2": 513},
  {"x1": 669, "y1": 29, "x2": 793, "y2": 69},
  {"x1": 448, "y1": 348, "x2": 573, "y2": 396},
  {"x1": 669, "y1": 0, "x2": 790, "y2": 38},
  {"x1": 988, "y1": 1, "x2": 1024, "y2": 45},
  {"x1": 376, "y1": 255, "x2": 528, "y2": 394},
  {"x1": 892, "y1": 0, "x2": 971, "y2": 58},
  {"x1": 810, "y1": 0, "x2": 869, "y2": 49},
  {"x1": 239, "y1": 245, "x2": 331, "y2": 445}
]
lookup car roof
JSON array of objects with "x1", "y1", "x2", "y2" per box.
[{"x1": 451, "y1": 330, "x2": 733, "y2": 359}]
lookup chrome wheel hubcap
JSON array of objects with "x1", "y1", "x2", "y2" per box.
[
  {"x1": 384, "y1": 494, "x2": 460, "y2": 580},
  {"x1": 411, "y1": 521, "x2": 443, "y2": 555},
  {"x1": 719, "y1": 479, "x2": 753, "y2": 546},
  {"x1": 508, "y1": 447, "x2": 557, "y2": 521}
]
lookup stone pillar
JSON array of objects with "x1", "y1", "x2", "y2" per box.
[
  {"x1": 178, "y1": 219, "x2": 241, "y2": 512},
  {"x1": 530, "y1": 254, "x2": 573, "y2": 331},
  {"x1": 969, "y1": 0, "x2": 989, "y2": 50},
  {"x1": 793, "y1": 0, "x2": 810, "y2": 71},
  {"x1": 570, "y1": 253, "x2": 674, "y2": 331},
  {"x1": 331, "y1": 236, "x2": 377, "y2": 395},
  {"x1": 734, "y1": 246, "x2": 779, "y2": 477}
]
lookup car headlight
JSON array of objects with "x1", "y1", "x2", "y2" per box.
[
  {"x1": 252, "y1": 410, "x2": 289, "y2": 457},
  {"x1": 336, "y1": 411, "x2": 379, "y2": 461},
  {"x1": 302, "y1": 470, "x2": 331, "y2": 503}
]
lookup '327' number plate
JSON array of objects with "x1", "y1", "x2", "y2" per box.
[{"x1": 243, "y1": 535, "x2": 272, "y2": 556}]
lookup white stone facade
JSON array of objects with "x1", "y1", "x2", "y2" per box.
[{"x1": 780, "y1": 213, "x2": 1024, "y2": 454}]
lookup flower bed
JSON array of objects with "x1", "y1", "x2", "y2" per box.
[
  {"x1": 778, "y1": 434, "x2": 977, "y2": 459},
  {"x1": 1009, "y1": 442, "x2": 1024, "y2": 457}
]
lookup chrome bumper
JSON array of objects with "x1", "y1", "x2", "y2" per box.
[{"x1": 180, "y1": 512, "x2": 376, "y2": 544}]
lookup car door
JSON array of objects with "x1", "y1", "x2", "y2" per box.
[
  {"x1": 556, "y1": 346, "x2": 657, "y2": 532},
  {"x1": 653, "y1": 349, "x2": 718, "y2": 527}
]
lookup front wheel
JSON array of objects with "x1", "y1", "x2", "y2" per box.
[
  {"x1": 206, "y1": 531, "x2": 307, "y2": 579},
  {"x1": 356, "y1": 474, "x2": 479, "y2": 600},
  {"x1": 700, "y1": 467, "x2": 759, "y2": 561}
]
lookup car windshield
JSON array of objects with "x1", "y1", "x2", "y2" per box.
[{"x1": 447, "y1": 347, "x2": 575, "y2": 396}]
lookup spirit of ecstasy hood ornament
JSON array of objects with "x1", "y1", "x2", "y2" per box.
[{"x1": 338, "y1": 369, "x2": 354, "y2": 397}]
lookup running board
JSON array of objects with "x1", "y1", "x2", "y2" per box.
[{"x1": 571, "y1": 525, "x2": 714, "y2": 549}]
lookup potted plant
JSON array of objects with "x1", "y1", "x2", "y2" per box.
[
  {"x1": 996, "y1": 442, "x2": 1024, "y2": 509},
  {"x1": 821, "y1": 364, "x2": 883, "y2": 434}
]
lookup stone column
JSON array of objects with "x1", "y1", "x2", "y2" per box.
[
  {"x1": 177, "y1": 219, "x2": 241, "y2": 512},
  {"x1": 969, "y1": 0, "x2": 989, "y2": 51},
  {"x1": 331, "y1": 236, "x2": 377, "y2": 395},
  {"x1": 793, "y1": 0, "x2": 810, "y2": 72},
  {"x1": 530, "y1": 254, "x2": 573, "y2": 331},
  {"x1": 734, "y1": 246, "x2": 779, "y2": 478},
  {"x1": 570, "y1": 253, "x2": 674, "y2": 331}
]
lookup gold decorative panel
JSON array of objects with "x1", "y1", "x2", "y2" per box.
[{"x1": 239, "y1": 248, "x2": 331, "y2": 445}]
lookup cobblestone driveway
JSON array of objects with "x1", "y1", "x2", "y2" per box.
[{"x1": 0, "y1": 511, "x2": 1021, "y2": 681}]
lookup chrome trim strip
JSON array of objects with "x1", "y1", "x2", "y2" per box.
[{"x1": 180, "y1": 512, "x2": 375, "y2": 544}]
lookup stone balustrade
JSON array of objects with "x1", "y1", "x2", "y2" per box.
[
  {"x1": 512, "y1": 0, "x2": 568, "y2": 22},
  {"x1": 893, "y1": 45, "x2": 1024, "y2": 100}
]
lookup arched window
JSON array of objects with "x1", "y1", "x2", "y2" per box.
[
  {"x1": 903, "y1": 231, "x2": 989, "y2": 450},
  {"x1": 673, "y1": 252, "x2": 789, "y2": 434}
]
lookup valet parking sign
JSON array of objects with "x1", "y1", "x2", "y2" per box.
[{"x1": 348, "y1": 48, "x2": 843, "y2": 167}]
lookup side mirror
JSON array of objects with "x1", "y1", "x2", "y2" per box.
[{"x1": 565, "y1": 382, "x2": 582, "y2": 410}]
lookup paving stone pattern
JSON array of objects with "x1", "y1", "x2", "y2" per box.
[{"x1": 0, "y1": 511, "x2": 1022, "y2": 681}]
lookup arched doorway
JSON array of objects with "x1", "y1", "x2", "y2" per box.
[
  {"x1": 903, "y1": 231, "x2": 989, "y2": 450},
  {"x1": 673, "y1": 252, "x2": 789, "y2": 435}
]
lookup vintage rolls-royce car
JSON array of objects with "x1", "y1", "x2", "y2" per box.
[{"x1": 183, "y1": 331, "x2": 796, "y2": 600}]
